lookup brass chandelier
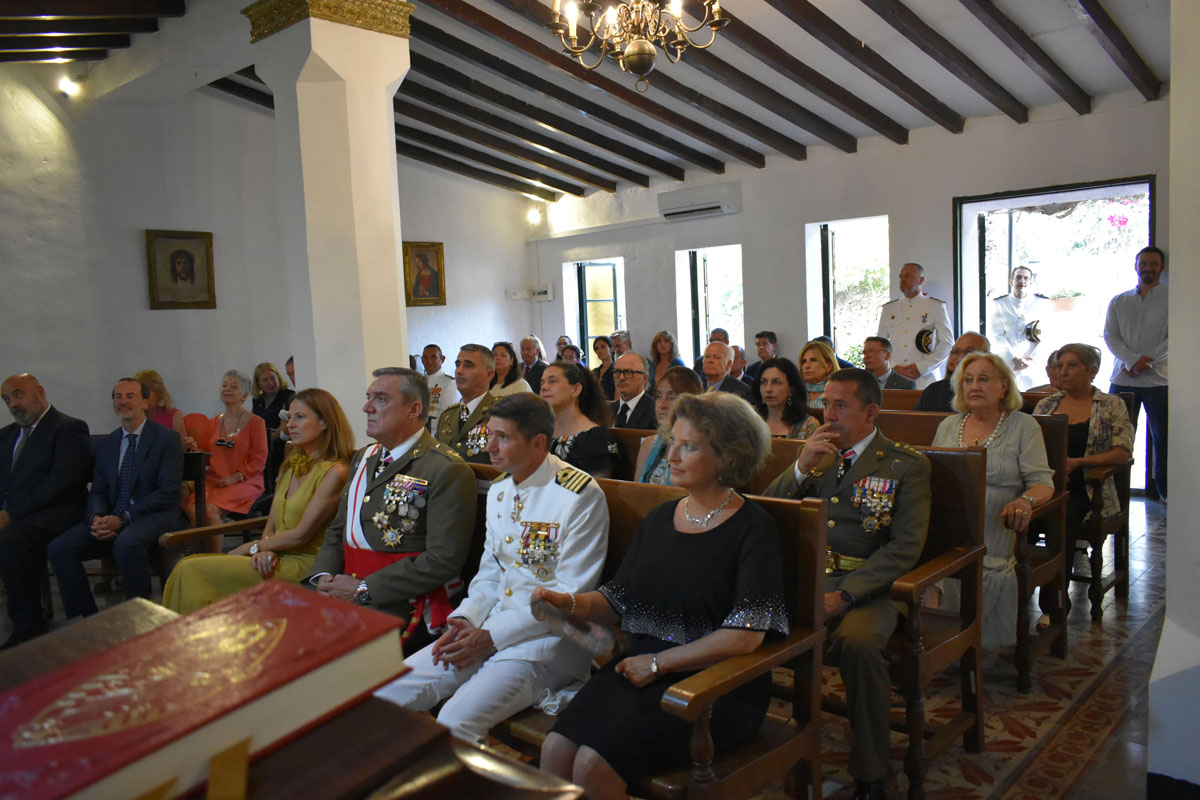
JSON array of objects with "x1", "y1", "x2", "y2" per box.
[{"x1": 547, "y1": 0, "x2": 729, "y2": 92}]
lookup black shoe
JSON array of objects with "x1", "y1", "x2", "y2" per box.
[
  {"x1": 854, "y1": 778, "x2": 887, "y2": 800},
  {"x1": 1, "y1": 625, "x2": 48, "y2": 650}
]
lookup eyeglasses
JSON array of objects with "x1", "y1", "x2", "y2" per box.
[
  {"x1": 613, "y1": 369, "x2": 647, "y2": 378},
  {"x1": 214, "y1": 438, "x2": 236, "y2": 449}
]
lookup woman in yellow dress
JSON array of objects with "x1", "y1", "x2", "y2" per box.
[{"x1": 163, "y1": 388, "x2": 354, "y2": 614}]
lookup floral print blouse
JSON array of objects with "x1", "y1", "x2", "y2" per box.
[{"x1": 1034, "y1": 389, "x2": 1134, "y2": 518}]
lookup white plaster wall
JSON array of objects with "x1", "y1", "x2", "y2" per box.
[
  {"x1": 0, "y1": 64, "x2": 535, "y2": 434},
  {"x1": 531, "y1": 91, "x2": 1169, "y2": 362}
]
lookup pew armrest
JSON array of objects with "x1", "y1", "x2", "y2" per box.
[
  {"x1": 158, "y1": 516, "x2": 270, "y2": 550},
  {"x1": 890, "y1": 544, "x2": 988, "y2": 606}
]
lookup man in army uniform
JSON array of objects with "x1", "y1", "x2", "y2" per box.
[
  {"x1": 877, "y1": 262, "x2": 953, "y2": 389},
  {"x1": 990, "y1": 266, "x2": 1051, "y2": 390},
  {"x1": 764, "y1": 369, "x2": 931, "y2": 800},
  {"x1": 376, "y1": 393, "x2": 609, "y2": 744},
  {"x1": 309, "y1": 367, "x2": 476, "y2": 651},
  {"x1": 436, "y1": 344, "x2": 497, "y2": 464}
]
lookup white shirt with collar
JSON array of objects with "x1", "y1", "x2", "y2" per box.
[
  {"x1": 118, "y1": 418, "x2": 148, "y2": 470},
  {"x1": 616, "y1": 389, "x2": 646, "y2": 418}
]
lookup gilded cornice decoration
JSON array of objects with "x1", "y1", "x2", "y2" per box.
[{"x1": 241, "y1": 0, "x2": 415, "y2": 42}]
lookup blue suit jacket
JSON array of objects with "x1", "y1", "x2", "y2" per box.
[{"x1": 87, "y1": 418, "x2": 183, "y2": 528}]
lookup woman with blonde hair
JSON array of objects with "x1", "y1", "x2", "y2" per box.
[
  {"x1": 649, "y1": 330, "x2": 686, "y2": 387},
  {"x1": 135, "y1": 369, "x2": 192, "y2": 448},
  {"x1": 163, "y1": 388, "x2": 354, "y2": 613},
  {"x1": 931, "y1": 351, "x2": 1055, "y2": 646},
  {"x1": 798, "y1": 340, "x2": 840, "y2": 409}
]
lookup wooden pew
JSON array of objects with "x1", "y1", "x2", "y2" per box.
[
  {"x1": 882, "y1": 389, "x2": 1055, "y2": 411},
  {"x1": 470, "y1": 464, "x2": 828, "y2": 800}
]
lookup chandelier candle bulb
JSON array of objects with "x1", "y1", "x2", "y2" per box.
[
  {"x1": 566, "y1": 1, "x2": 578, "y2": 39},
  {"x1": 606, "y1": 5, "x2": 617, "y2": 32},
  {"x1": 669, "y1": 0, "x2": 681, "y2": 18},
  {"x1": 553, "y1": 0, "x2": 560, "y2": 17}
]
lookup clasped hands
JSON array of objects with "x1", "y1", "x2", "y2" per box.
[
  {"x1": 90, "y1": 514, "x2": 123, "y2": 541},
  {"x1": 1121, "y1": 355, "x2": 1154, "y2": 377},
  {"x1": 431, "y1": 617, "x2": 496, "y2": 670},
  {"x1": 229, "y1": 540, "x2": 279, "y2": 578}
]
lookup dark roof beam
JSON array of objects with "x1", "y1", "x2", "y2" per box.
[
  {"x1": 0, "y1": 0, "x2": 184, "y2": 18},
  {"x1": 1061, "y1": 0, "x2": 1160, "y2": 101},
  {"x1": 958, "y1": 0, "x2": 1090, "y2": 115},
  {"x1": 397, "y1": 141, "x2": 561, "y2": 202},
  {"x1": 0, "y1": 34, "x2": 129, "y2": 50},
  {"x1": 861, "y1": 0, "x2": 1027, "y2": 123},
  {"x1": 0, "y1": 18, "x2": 158, "y2": 34},
  {"x1": 0, "y1": 48, "x2": 106, "y2": 62}
]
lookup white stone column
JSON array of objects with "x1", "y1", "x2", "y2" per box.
[
  {"x1": 243, "y1": 0, "x2": 414, "y2": 432},
  {"x1": 1149, "y1": 0, "x2": 1200, "y2": 786}
]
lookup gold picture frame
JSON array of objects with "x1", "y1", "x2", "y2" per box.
[
  {"x1": 403, "y1": 241, "x2": 446, "y2": 307},
  {"x1": 146, "y1": 229, "x2": 216, "y2": 309}
]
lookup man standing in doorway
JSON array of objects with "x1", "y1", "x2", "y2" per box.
[
  {"x1": 877, "y1": 263, "x2": 953, "y2": 389},
  {"x1": 990, "y1": 266, "x2": 1051, "y2": 390},
  {"x1": 1104, "y1": 246, "x2": 1168, "y2": 500}
]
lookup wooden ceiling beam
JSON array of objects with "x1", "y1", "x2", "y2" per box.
[
  {"x1": 861, "y1": 0, "x2": 1027, "y2": 123},
  {"x1": 420, "y1": 0, "x2": 759, "y2": 168},
  {"x1": 209, "y1": 78, "x2": 564, "y2": 204},
  {"x1": 0, "y1": 18, "x2": 158, "y2": 34},
  {"x1": 485, "y1": 0, "x2": 808, "y2": 161},
  {"x1": 1061, "y1": 0, "x2": 1160, "y2": 101},
  {"x1": 402, "y1": 79, "x2": 642, "y2": 187},
  {"x1": 682, "y1": 0, "x2": 908, "y2": 144},
  {"x1": 395, "y1": 97, "x2": 617, "y2": 192},
  {"x1": 411, "y1": 24, "x2": 679, "y2": 180},
  {"x1": 0, "y1": 34, "x2": 129, "y2": 51},
  {"x1": 958, "y1": 0, "x2": 1090, "y2": 115},
  {"x1": 397, "y1": 141, "x2": 561, "y2": 202},
  {"x1": 396, "y1": 123, "x2": 586, "y2": 196},
  {"x1": 681, "y1": 48, "x2": 856, "y2": 153},
  {"x1": 763, "y1": 0, "x2": 965, "y2": 133},
  {"x1": 0, "y1": 0, "x2": 183, "y2": 18},
  {"x1": 0, "y1": 48, "x2": 106, "y2": 62}
]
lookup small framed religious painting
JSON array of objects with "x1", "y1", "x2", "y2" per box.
[
  {"x1": 146, "y1": 229, "x2": 216, "y2": 309},
  {"x1": 403, "y1": 241, "x2": 446, "y2": 307}
]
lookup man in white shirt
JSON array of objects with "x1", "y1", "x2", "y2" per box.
[
  {"x1": 421, "y1": 344, "x2": 460, "y2": 431},
  {"x1": 877, "y1": 263, "x2": 953, "y2": 389},
  {"x1": 610, "y1": 352, "x2": 656, "y2": 429},
  {"x1": 989, "y1": 266, "x2": 1051, "y2": 390},
  {"x1": 376, "y1": 393, "x2": 609, "y2": 744},
  {"x1": 1104, "y1": 245, "x2": 1168, "y2": 499}
]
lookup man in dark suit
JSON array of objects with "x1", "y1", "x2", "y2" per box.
[
  {"x1": 745, "y1": 330, "x2": 777, "y2": 385},
  {"x1": 863, "y1": 336, "x2": 918, "y2": 390},
  {"x1": 691, "y1": 327, "x2": 729, "y2": 375},
  {"x1": 0, "y1": 374, "x2": 91, "y2": 647},
  {"x1": 48, "y1": 377, "x2": 184, "y2": 619},
  {"x1": 610, "y1": 352, "x2": 656, "y2": 430},
  {"x1": 309, "y1": 368, "x2": 476, "y2": 651},
  {"x1": 520, "y1": 336, "x2": 549, "y2": 394},
  {"x1": 763, "y1": 370, "x2": 930, "y2": 800},
  {"x1": 700, "y1": 342, "x2": 751, "y2": 399}
]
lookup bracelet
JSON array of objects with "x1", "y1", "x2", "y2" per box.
[
  {"x1": 568, "y1": 592, "x2": 577, "y2": 618},
  {"x1": 650, "y1": 654, "x2": 659, "y2": 676},
  {"x1": 1019, "y1": 493, "x2": 1037, "y2": 506}
]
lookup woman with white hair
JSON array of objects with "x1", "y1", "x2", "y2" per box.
[
  {"x1": 931, "y1": 352, "x2": 1055, "y2": 647},
  {"x1": 189, "y1": 370, "x2": 268, "y2": 545}
]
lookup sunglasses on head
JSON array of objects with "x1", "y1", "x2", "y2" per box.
[{"x1": 214, "y1": 438, "x2": 236, "y2": 449}]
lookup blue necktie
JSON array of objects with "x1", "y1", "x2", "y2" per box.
[{"x1": 114, "y1": 433, "x2": 138, "y2": 514}]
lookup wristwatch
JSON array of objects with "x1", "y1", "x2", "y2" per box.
[
  {"x1": 118, "y1": 512, "x2": 132, "y2": 530},
  {"x1": 354, "y1": 580, "x2": 371, "y2": 605},
  {"x1": 840, "y1": 589, "x2": 856, "y2": 608},
  {"x1": 249, "y1": 541, "x2": 259, "y2": 555}
]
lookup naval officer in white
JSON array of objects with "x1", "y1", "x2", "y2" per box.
[
  {"x1": 989, "y1": 266, "x2": 1051, "y2": 390},
  {"x1": 376, "y1": 392, "x2": 609, "y2": 743},
  {"x1": 877, "y1": 262, "x2": 953, "y2": 389}
]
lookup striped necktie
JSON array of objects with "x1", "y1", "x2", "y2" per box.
[{"x1": 836, "y1": 449, "x2": 855, "y2": 480}]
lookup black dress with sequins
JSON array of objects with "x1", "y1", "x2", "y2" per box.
[
  {"x1": 548, "y1": 426, "x2": 623, "y2": 476},
  {"x1": 551, "y1": 498, "x2": 789, "y2": 782}
]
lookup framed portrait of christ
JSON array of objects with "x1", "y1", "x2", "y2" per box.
[
  {"x1": 146, "y1": 229, "x2": 216, "y2": 309},
  {"x1": 403, "y1": 241, "x2": 446, "y2": 307}
]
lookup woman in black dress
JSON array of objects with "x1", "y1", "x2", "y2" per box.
[
  {"x1": 533, "y1": 392, "x2": 787, "y2": 799},
  {"x1": 251, "y1": 361, "x2": 295, "y2": 490},
  {"x1": 591, "y1": 335, "x2": 616, "y2": 401},
  {"x1": 540, "y1": 361, "x2": 621, "y2": 478}
]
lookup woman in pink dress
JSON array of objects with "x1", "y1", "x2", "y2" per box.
[
  {"x1": 135, "y1": 369, "x2": 193, "y2": 449},
  {"x1": 190, "y1": 370, "x2": 267, "y2": 547}
]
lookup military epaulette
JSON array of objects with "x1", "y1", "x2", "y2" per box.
[
  {"x1": 430, "y1": 441, "x2": 463, "y2": 461},
  {"x1": 881, "y1": 298, "x2": 900, "y2": 306},
  {"x1": 1034, "y1": 292, "x2": 1049, "y2": 299},
  {"x1": 929, "y1": 296, "x2": 945, "y2": 303},
  {"x1": 892, "y1": 441, "x2": 923, "y2": 456},
  {"x1": 492, "y1": 471, "x2": 510, "y2": 484},
  {"x1": 555, "y1": 467, "x2": 593, "y2": 494},
  {"x1": 995, "y1": 293, "x2": 1011, "y2": 300}
]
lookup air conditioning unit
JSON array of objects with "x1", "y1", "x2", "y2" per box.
[{"x1": 657, "y1": 181, "x2": 743, "y2": 221}]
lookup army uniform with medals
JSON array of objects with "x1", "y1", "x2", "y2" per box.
[
  {"x1": 877, "y1": 293, "x2": 953, "y2": 389},
  {"x1": 990, "y1": 292, "x2": 1050, "y2": 390},
  {"x1": 375, "y1": 453, "x2": 609, "y2": 744},
  {"x1": 764, "y1": 430, "x2": 931, "y2": 783},
  {"x1": 307, "y1": 430, "x2": 476, "y2": 637},
  {"x1": 436, "y1": 391, "x2": 497, "y2": 464}
]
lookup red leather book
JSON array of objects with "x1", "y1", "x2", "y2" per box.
[{"x1": 0, "y1": 581, "x2": 407, "y2": 799}]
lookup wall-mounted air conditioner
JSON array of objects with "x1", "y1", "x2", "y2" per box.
[{"x1": 656, "y1": 181, "x2": 742, "y2": 221}]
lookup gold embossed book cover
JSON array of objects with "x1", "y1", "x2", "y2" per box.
[{"x1": 0, "y1": 581, "x2": 406, "y2": 799}]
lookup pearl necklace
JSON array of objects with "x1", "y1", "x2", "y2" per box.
[
  {"x1": 958, "y1": 410, "x2": 1008, "y2": 448},
  {"x1": 683, "y1": 489, "x2": 736, "y2": 528}
]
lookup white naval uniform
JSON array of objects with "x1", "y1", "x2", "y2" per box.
[
  {"x1": 425, "y1": 371, "x2": 460, "y2": 428},
  {"x1": 989, "y1": 293, "x2": 1051, "y2": 389},
  {"x1": 374, "y1": 453, "x2": 609, "y2": 743},
  {"x1": 877, "y1": 293, "x2": 953, "y2": 389}
]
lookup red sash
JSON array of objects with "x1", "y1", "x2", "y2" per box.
[{"x1": 343, "y1": 546, "x2": 456, "y2": 635}]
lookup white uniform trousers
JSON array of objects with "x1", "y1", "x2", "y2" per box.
[{"x1": 375, "y1": 644, "x2": 571, "y2": 744}]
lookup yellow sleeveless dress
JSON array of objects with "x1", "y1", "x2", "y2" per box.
[{"x1": 162, "y1": 460, "x2": 337, "y2": 615}]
